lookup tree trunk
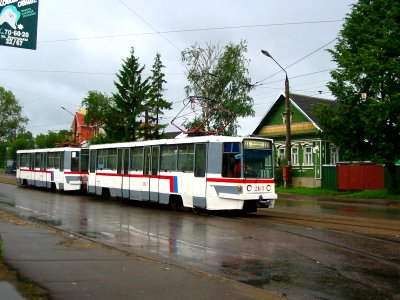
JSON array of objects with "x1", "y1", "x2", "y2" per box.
[{"x1": 387, "y1": 162, "x2": 399, "y2": 194}]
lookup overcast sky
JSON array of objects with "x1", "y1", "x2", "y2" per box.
[{"x1": 1, "y1": 0, "x2": 356, "y2": 137}]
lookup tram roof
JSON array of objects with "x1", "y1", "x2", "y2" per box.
[
  {"x1": 89, "y1": 135, "x2": 273, "y2": 150},
  {"x1": 17, "y1": 147, "x2": 83, "y2": 154}
]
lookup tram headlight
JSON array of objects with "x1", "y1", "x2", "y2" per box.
[
  {"x1": 266, "y1": 185, "x2": 271, "y2": 191},
  {"x1": 246, "y1": 185, "x2": 252, "y2": 192}
]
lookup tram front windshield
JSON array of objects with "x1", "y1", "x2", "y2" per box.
[{"x1": 243, "y1": 139, "x2": 273, "y2": 179}]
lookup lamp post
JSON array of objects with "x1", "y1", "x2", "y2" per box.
[
  {"x1": 61, "y1": 106, "x2": 77, "y2": 144},
  {"x1": 261, "y1": 49, "x2": 292, "y2": 188}
]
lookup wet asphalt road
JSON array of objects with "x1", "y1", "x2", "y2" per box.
[{"x1": 0, "y1": 183, "x2": 399, "y2": 300}]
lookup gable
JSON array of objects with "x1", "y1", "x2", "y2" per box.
[{"x1": 253, "y1": 93, "x2": 323, "y2": 138}]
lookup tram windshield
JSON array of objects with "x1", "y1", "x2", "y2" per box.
[
  {"x1": 243, "y1": 139, "x2": 273, "y2": 179},
  {"x1": 222, "y1": 139, "x2": 273, "y2": 179}
]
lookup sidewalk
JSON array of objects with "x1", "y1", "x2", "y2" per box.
[{"x1": 0, "y1": 213, "x2": 282, "y2": 300}]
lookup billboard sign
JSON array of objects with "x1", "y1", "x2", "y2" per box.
[{"x1": 0, "y1": 0, "x2": 39, "y2": 50}]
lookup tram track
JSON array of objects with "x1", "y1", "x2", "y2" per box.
[
  {"x1": 256, "y1": 208, "x2": 400, "y2": 238},
  {"x1": 225, "y1": 208, "x2": 400, "y2": 267}
]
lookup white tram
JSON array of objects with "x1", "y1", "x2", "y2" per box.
[
  {"x1": 16, "y1": 147, "x2": 89, "y2": 191},
  {"x1": 88, "y1": 136, "x2": 277, "y2": 212}
]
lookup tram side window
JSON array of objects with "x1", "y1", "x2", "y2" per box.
[
  {"x1": 90, "y1": 150, "x2": 97, "y2": 173},
  {"x1": 222, "y1": 142, "x2": 240, "y2": 178},
  {"x1": 130, "y1": 147, "x2": 143, "y2": 171},
  {"x1": 35, "y1": 153, "x2": 41, "y2": 169},
  {"x1": 160, "y1": 145, "x2": 177, "y2": 171},
  {"x1": 194, "y1": 143, "x2": 207, "y2": 177},
  {"x1": 107, "y1": 149, "x2": 118, "y2": 170},
  {"x1": 97, "y1": 149, "x2": 107, "y2": 170},
  {"x1": 48, "y1": 153, "x2": 54, "y2": 168},
  {"x1": 60, "y1": 153, "x2": 64, "y2": 171},
  {"x1": 54, "y1": 152, "x2": 61, "y2": 169},
  {"x1": 178, "y1": 144, "x2": 194, "y2": 172},
  {"x1": 35, "y1": 153, "x2": 46, "y2": 170},
  {"x1": 30, "y1": 154, "x2": 34, "y2": 170},
  {"x1": 48, "y1": 152, "x2": 61, "y2": 169},
  {"x1": 20, "y1": 154, "x2": 30, "y2": 168},
  {"x1": 80, "y1": 149, "x2": 89, "y2": 172},
  {"x1": 71, "y1": 151, "x2": 80, "y2": 172}
]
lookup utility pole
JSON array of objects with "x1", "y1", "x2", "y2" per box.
[
  {"x1": 261, "y1": 49, "x2": 292, "y2": 187},
  {"x1": 61, "y1": 106, "x2": 77, "y2": 144}
]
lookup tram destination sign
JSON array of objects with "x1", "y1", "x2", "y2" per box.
[
  {"x1": 0, "y1": 0, "x2": 39, "y2": 50},
  {"x1": 244, "y1": 139, "x2": 271, "y2": 150}
]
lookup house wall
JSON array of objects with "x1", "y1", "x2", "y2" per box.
[
  {"x1": 253, "y1": 94, "x2": 339, "y2": 188},
  {"x1": 274, "y1": 138, "x2": 338, "y2": 188},
  {"x1": 293, "y1": 177, "x2": 321, "y2": 188}
]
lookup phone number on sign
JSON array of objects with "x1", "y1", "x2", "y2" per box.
[
  {"x1": 3, "y1": 29, "x2": 30, "y2": 38},
  {"x1": 5, "y1": 36, "x2": 25, "y2": 46}
]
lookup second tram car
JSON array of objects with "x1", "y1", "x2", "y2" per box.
[
  {"x1": 87, "y1": 136, "x2": 277, "y2": 212},
  {"x1": 16, "y1": 147, "x2": 89, "y2": 191}
]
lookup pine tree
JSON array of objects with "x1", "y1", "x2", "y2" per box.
[
  {"x1": 145, "y1": 53, "x2": 172, "y2": 139},
  {"x1": 112, "y1": 47, "x2": 150, "y2": 142}
]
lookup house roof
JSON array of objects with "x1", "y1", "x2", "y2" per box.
[
  {"x1": 73, "y1": 111, "x2": 98, "y2": 128},
  {"x1": 290, "y1": 93, "x2": 338, "y2": 128},
  {"x1": 252, "y1": 92, "x2": 338, "y2": 135},
  {"x1": 75, "y1": 112, "x2": 85, "y2": 126}
]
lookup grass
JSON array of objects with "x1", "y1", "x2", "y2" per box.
[{"x1": 276, "y1": 186, "x2": 400, "y2": 200}]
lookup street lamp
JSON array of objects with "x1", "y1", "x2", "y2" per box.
[
  {"x1": 61, "y1": 106, "x2": 77, "y2": 144},
  {"x1": 261, "y1": 49, "x2": 292, "y2": 188}
]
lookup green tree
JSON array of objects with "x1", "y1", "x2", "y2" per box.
[
  {"x1": 8, "y1": 131, "x2": 35, "y2": 160},
  {"x1": 144, "y1": 53, "x2": 172, "y2": 139},
  {"x1": 181, "y1": 41, "x2": 254, "y2": 135},
  {"x1": 0, "y1": 87, "x2": 28, "y2": 142},
  {"x1": 112, "y1": 47, "x2": 151, "y2": 142},
  {"x1": 81, "y1": 90, "x2": 112, "y2": 130},
  {"x1": 35, "y1": 130, "x2": 71, "y2": 148},
  {"x1": 316, "y1": 0, "x2": 400, "y2": 192}
]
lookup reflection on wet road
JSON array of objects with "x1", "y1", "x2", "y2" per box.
[
  {"x1": 276, "y1": 197, "x2": 400, "y2": 220},
  {"x1": 0, "y1": 184, "x2": 399, "y2": 299}
]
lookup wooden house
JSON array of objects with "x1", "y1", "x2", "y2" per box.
[{"x1": 252, "y1": 93, "x2": 339, "y2": 187}]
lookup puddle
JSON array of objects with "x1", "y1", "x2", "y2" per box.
[
  {"x1": 220, "y1": 252, "x2": 393, "y2": 300},
  {"x1": 0, "y1": 200, "x2": 16, "y2": 207},
  {"x1": 77, "y1": 231, "x2": 113, "y2": 240},
  {"x1": 27, "y1": 216, "x2": 62, "y2": 226},
  {"x1": 276, "y1": 199, "x2": 400, "y2": 220}
]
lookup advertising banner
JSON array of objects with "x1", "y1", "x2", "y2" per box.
[{"x1": 0, "y1": 0, "x2": 39, "y2": 50}]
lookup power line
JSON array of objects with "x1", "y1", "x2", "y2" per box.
[
  {"x1": 38, "y1": 19, "x2": 343, "y2": 44},
  {"x1": 29, "y1": 122, "x2": 72, "y2": 128},
  {"x1": 258, "y1": 68, "x2": 333, "y2": 86},
  {"x1": 0, "y1": 67, "x2": 185, "y2": 76},
  {"x1": 0, "y1": 68, "x2": 112, "y2": 75},
  {"x1": 117, "y1": 0, "x2": 181, "y2": 52},
  {"x1": 0, "y1": 83, "x2": 78, "y2": 108},
  {"x1": 255, "y1": 38, "x2": 337, "y2": 85}
]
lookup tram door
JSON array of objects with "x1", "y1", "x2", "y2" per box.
[
  {"x1": 88, "y1": 150, "x2": 97, "y2": 194},
  {"x1": 141, "y1": 147, "x2": 151, "y2": 201},
  {"x1": 149, "y1": 146, "x2": 160, "y2": 202},
  {"x1": 192, "y1": 143, "x2": 208, "y2": 208},
  {"x1": 121, "y1": 148, "x2": 130, "y2": 198}
]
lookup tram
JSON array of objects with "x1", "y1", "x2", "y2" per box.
[
  {"x1": 16, "y1": 147, "x2": 89, "y2": 191},
  {"x1": 87, "y1": 135, "x2": 277, "y2": 212}
]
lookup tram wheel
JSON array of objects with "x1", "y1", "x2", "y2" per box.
[
  {"x1": 191, "y1": 207, "x2": 202, "y2": 214},
  {"x1": 168, "y1": 196, "x2": 183, "y2": 210},
  {"x1": 101, "y1": 188, "x2": 110, "y2": 200}
]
